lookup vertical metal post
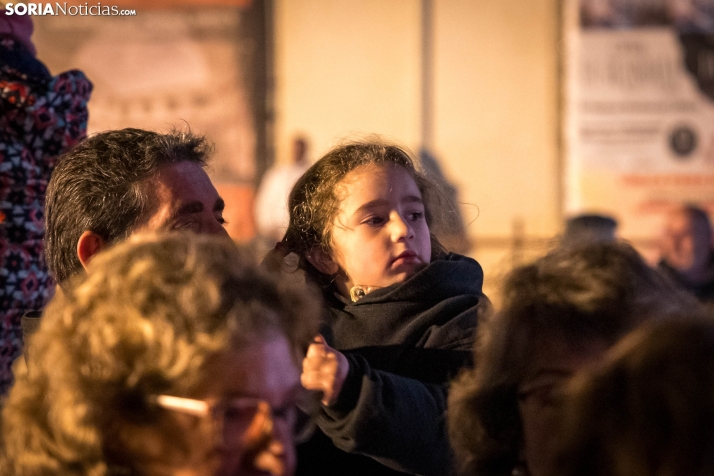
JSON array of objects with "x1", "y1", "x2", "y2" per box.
[
  {"x1": 421, "y1": 0, "x2": 433, "y2": 150},
  {"x1": 512, "y1": 216, "x2": 525, "y2": 268}
]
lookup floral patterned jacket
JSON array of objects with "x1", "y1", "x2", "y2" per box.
[{"x1": 0, "y1": 35, "x2": 91, "y2": 395}]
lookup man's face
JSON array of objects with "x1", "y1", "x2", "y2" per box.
[
  {"x1": 139, "y1": 161, "x2": 229, "y2": 237},
  {"x1": 661, "y1": 210, "x2": 711, "y2": 273}
]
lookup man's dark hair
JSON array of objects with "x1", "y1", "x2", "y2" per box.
[
  {"x1": 45, "y1": 128, "x2": 211, "y2": 283},
  {"x1": 562, "y1": 214, "x2": 618, "y2": 247}
]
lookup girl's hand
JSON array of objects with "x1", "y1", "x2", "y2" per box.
[{"x1": 301, "y1": 335, "x2": 349, "y2": 406}]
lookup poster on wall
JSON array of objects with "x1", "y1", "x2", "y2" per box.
[
  {"x1": 564, "y1": 0, "x2": 714, "y2": 246},
  {"x1": 32, "y1": 2, "x2": 269, "y2": 240}
]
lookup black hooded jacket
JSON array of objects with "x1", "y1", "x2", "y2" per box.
[{"x1": 297, "y1": 253, "x2": 485, "y2": 476}]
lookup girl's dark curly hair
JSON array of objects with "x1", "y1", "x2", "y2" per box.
[{"x1": 281, "y1": 140, "x2": 446, "y2": 289}]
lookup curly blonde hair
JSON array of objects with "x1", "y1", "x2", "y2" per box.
[{"x1": 1, "y1": 233, "x2": 321, "y2": 476}]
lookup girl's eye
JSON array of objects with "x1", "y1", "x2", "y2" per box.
[
  {"x1": 407, "y1": 211, "x2": 425, "y2": 222},
  {"x1": 363, "y1": 216, "x2": 385, "y2": 226}
]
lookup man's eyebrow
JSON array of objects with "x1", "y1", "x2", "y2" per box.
[
  {"x1": 165, "y1": 198, "x2": 224, "y2": 224},
  {"x1": 167, "y1": 201, "x2": 204, "y2": 222}
]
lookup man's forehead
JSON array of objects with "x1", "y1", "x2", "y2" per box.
[
  {"x1": 152, "y1": 160, "x2": 206, "y2": 181},
  {"x1": 144, "y1": 164, "x2": 195, "y2": 208},
  {"x1": 139, "y1": 161, "x2": 221, "y2": 230}
]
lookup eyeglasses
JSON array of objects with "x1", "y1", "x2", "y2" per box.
[{"x1": 151, "y1": 392, "x2": 318, "y2": 445}]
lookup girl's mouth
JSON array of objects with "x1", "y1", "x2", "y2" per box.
[{"x1": 390, "y1": 250, "x2": 419, "y2": 267}]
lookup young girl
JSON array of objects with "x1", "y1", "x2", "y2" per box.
[{"x1": 275, "y1": 141, "x2": 486, "y2": 475}]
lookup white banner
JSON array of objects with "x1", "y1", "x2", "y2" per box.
[{"x1": 565, "y1": 0, "x2": 714, "y2": 241}]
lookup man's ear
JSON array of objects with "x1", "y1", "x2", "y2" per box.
[
  {"x1": 306, "y1": 248, "x2": 340, "y2": 275},
  {"x1": 77, "y1": 231, "x2": 107, "y2": 270}
]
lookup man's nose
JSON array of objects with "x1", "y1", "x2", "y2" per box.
[{"x1": 206, "y1": 217, "x2": 230, "y2": 237}]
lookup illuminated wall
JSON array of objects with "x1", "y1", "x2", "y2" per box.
[{"x1": 273, "y1": 0, "x2": 561, "y2": 294}]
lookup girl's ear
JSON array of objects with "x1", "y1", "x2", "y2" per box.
[{"x1": 306, "y1": 248, "x2": 340, "y2": 275}]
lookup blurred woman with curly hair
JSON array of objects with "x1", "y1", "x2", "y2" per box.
[
  {"x1": 447, "y1": 242, "x2": 698, "y2": 476},
  {"x1": 0, "y1": 232, "x2": 320, "y2": 476},
  {"x1": 550, "y1": 313, "x2": 714, "y2": 476}
]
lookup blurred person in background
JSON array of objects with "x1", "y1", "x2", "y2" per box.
[
  {"x1": 417, "y1": 148, "x2": 470, "y2": 254},
  {"x1": 0, "y1": 6, "x2": 92, "y2": 395},
  {"x1": 20, "y1": 128, "x2": 229, "y2": 351},
  {"x1": 254, "y1": 136, "x2": 311, "y2": 245},
  {"x1": 448, "y1": 242, "x2": 698, "y2": 476},
  {"x1": 560, "y1": 214, "x2": 618, "y2": 249},
  {"x1": 1, "y1": 233, "x2": 321, "y2": 476},
  {"x1": 551, "y1": 313, "x2": 714, "y2": 476},
  {"x1": 658, "y1": 204, "x2": 714, "y2": 302}
]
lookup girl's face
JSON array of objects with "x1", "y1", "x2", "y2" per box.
[{"x1": 325, "y1": 163, "x2": 432, "y2": 296}]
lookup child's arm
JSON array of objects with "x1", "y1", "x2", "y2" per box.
[
  {"x1": 301, "y1": 335, "x2": 350, "y2": 405},
  {"x1": 316, "y1": 352, "x2": 456, "y2": 476},
  {"x1": 300, "y1": 336, "x2": 455, "y2": 474}
]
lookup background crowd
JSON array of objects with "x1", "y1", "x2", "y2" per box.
[{"x1": 3, "y1": 4, "x2": 714, "y2": 476}]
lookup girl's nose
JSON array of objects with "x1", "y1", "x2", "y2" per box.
[{"x1": 389, "y1": 212, "x2": 413, "y2": 241}]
